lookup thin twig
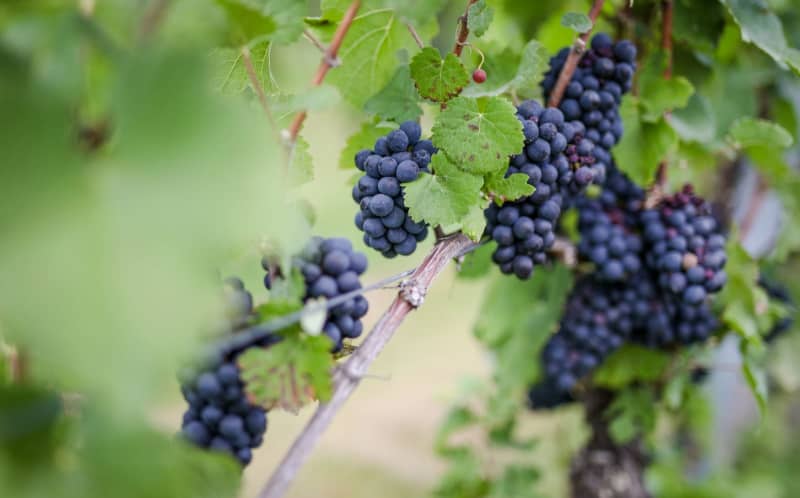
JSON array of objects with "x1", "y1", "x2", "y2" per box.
[
  {"x1": 258, "y1": 235, "x2": 475, "y2": 498},
  {"x1": 406, "y1": 22, "x2": 425, "y2": 49},
  {"x1": 546, "y1": 0, "x2": 605, "y2": 108},
  {"x1": 453, "y1": 0, "x2": 479, "y2": 56},
  {"x1": 287, "y1": 0, "x2": 361, "y2": 143},
  {"x1": 302, "y1": 29, "x2": 328, "y2": 55}
]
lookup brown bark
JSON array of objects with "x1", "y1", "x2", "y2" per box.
[{"x1": 570, "y1": 390, "x2": 651, "y2": 498}]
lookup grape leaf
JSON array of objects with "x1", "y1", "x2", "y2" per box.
[
  {"x1": 288, "y1": 135, "x2": 313, "y2": 185},
  {"x1": 404, "y1": 153, "x2": 484, "y2": 230},
  {"x1": 639, "y1": 76, "x2": 694, "y2": 122},
  {"x1": 484, "y1": 171, "x2": 534, "y2": 202},
  {"x1": 410, "y1": 47, "x2": 470, "y2": 103},
  {"x1": 271, "y1": 85, "x2": 342, "y2": 115},
  {"x1": 593, "y1": 345, "x2": 672, "y2": 389},
  {"x1": 387, "y1": 0, "x2": 448, "y2": 27},
  {"x1": 728, "y1": 117, "x2": 794, "y2": 149},
  {"x1": 338, "y1": 121, "x2": 395, "y2": 169},
  {"x1": 560, "y1": 12, "x2": 592, "y2": 33},
  {"x1": 718, "y1": 239, "x2": 765, "y2": 345},
  {"x1": 467, "y1": 0, "x2": 494, "y2": 38},
  {"x1": 673, "y1": 0, "x2": 725, "y2": 55},
  {"x1": 606, "y1": 388, "x2": 657, "y2": 444},
  {"x1": 210, "y1": 42, "x2": 274, "y2": 96},
  {"x1": 461, "y1": 199, "x2": 490, "y2": 241},
  {"x1": 670, "y1": 94, "x2": 716, "y2": 143},
  {"x1": 215, "y1": 0, "x2": 277, "y2": 45},
  {"x1": 364, "y1": 65, "x2": 423, "y2": 122},
  {"x1": 325, "y1": 8, "x2": 434, "y2": 108},
  {"x1": 741, "y1": 350, "x2": 768, "y2": 415},
  {"x1": 238, "y1": 333, "x2": 333, "y2": 413},
  {"x1": 432, "y1": 96, "x2": 524, "y2": 175},
  {"x1": 615, "y1": 97, "x2": 678, "y2": 185},
  {"x1": 215, "y1": 0, "x2": 307, "y2": 46},
  {"x1": 719, "y1": 0, "x2": 800, "y2": 74},
  {"x1": 457, "y1": 241, "x2": 495, "y2": 279}
]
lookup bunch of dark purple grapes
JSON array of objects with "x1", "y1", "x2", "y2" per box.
[
  {"x1": 542, "y1": 33, "x2": 637, "y2": 168},
  {"x1": 485, "y1": 101, "x2": 604, "y2": 279},
  {"x1": 353, "y1": 122, "x2": 431, "y2": 258},
  {"x1": 530, "y1": 275, "x2": 632, "y2": 408},
  {"x1": 640, "y1": 185, "x2": 727, "y2": 308},
  {"x1": 292, "y1": 237, "x2": 369, "y2": 352},
  {"x1": 180, "y1": 279, "x2": 279, "y2": 466}
]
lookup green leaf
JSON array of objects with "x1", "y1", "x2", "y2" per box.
[
  {"x1": 404, "y1": 154, "x2": 484, "y2": 230},
  {"x1": 209, "y1": 42, "x2": 273, "y2": 96},
  {"x1": 435, "y1": 405, "x2": 478, "y2": 454},
  {"x1": 461, "y1": 199, "x2": 490, "y2": 241},
  {"x1": 457, "y1": 241, "x2": 495, "y2": 279},
  {"x1": 639, "y1": 76, "x2": 694, "y2": 122},
  {"x1": 673, "y1": 0, "x2": 726, "y2": 55},
  {"x1": 719, "y1": 0, "x2": 800, "y2": 73},
  {"x1": 432, "y1": 96, "x2": 524, "y2": 175},
  {"x1": 338, "y1": 121, "x2": 395, "y2": 170},
  {"x1": 593, "y1": 345, "x2": 672, "y2": 389},
  {"x1": 239, "y1": 333, "x2": 333, "y2": 413},
  {"x1": 615, "y1": 97, "x2": 678, "y2": 185},
  {"x1": 364, "y1": 65, "x2": 423, "y2": 122},
  {"x1": 728, "y1": 117, "x2": 794, "y2": 149},
  {"x1": 607, "y1": 388, "x2": 658, "y2": 444},
  {"x1": 271, "y1": 84, "x2": 342, "y2": 115},
  {"x1": 386, "y1": 0, "x2": 448, "y2": 27},
  {"x1": 474, "y1": 265, "x2": 572, "y2": 384},
  {"x1": 560, "y1": 12, "x2": 592, "y2": 33},
  {"x1": 462, "y1": 41, "x2": 549, "y2": 99},
  {"x1": 467, "y1": 0, "x2": 494, "y2": 38},
  {"x1": 215, "y1": 0, "x2": 277, "y2": 45},
  {"x1": 325, "y1": 8, "x2": 435, "y2": 109},
  {"x1": 718, "y1": 239, "x2": 765, "y2": 344},
  {"x1": 484, "y1": 171, "x2": 534, "y2": 202},
  {"x1": 488, "y1": 465, "x2": 543, "y2": 498},
  {"x1": 670, "y1": 94, "x2": 716, "y2": 143},
  {"x1": 410, "y1": 47, "x2": 470, "y2": 103},
  {"x1": 287, "y1": 135, "x2": 313, "y2": 186},
  {"x1": 741, "y1": 351, "x2": 768, "y2": 415}
]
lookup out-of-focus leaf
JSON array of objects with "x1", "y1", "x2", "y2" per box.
[
  {"x1": 467, "y1": 0, "x2": 494, "y2": 38},
  {"x1": 593, "y1": 346, "x2": 672, "y2": 389},
  {"x1": 338, "y1": 120, "x2": 395, "y2": 170},
  {"x1": 364, "y1": 65, "x2": 423, "y2": 123},
  {"x1": 560, "y1": 12, "x2": 592, "y2": 33}
]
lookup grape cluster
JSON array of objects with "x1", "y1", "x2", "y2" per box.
[
  {"x1": 542, "y1": 33, "x2": 637, "y2": 166},
  {"x1": 180, "y1": 357, "x2": 271, "y2": 466},
  {"x1": 181, "y1": 279, "x2": 278, "y2": 466},
  {"x1": 531, "y1": 275, "x2": 631, "y2": 406},
  {"x1": 640, "y1": 185, "x2": 727, "y2": 308},
  {"x1": 485, "y1": 101, "x2": 606, "y2": 279},
  {"x1": 294, "y1": 237, "x2": 369, "y2": 352},
  {"x1": 353, "y1": 121, "x2": 431, "y2": 258}
]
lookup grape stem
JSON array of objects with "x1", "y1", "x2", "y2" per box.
[
  {"x1": 649, "y1": 0, "x2": 674, "y2": 196},
  {"x1": 453, "y1": 0, "x2": 479, "y2": 56},
  {"x1": 406, "y1": 22, "x2": 425, "y2": 49},
  {"x1": 286, "y1": 0, "x2": 362, "y2": 143},
  {"x1": 257, "y1": 234, "x2": 476, "y2": 498},
  {"x1": 545, "y1": 0, "x2": 605, "y2": 108}
]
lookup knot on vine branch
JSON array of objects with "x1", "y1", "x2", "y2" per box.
[{"x1": 399, "y1": 279, "x2": 425, "y2": 308}]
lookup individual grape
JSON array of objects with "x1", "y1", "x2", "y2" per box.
[
  {"x1": 352, "y1": 122, "x2": 431, "y2": 257},
  {"x1": 292, "y1": 237, "x2": 370, "y2": 352}
]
